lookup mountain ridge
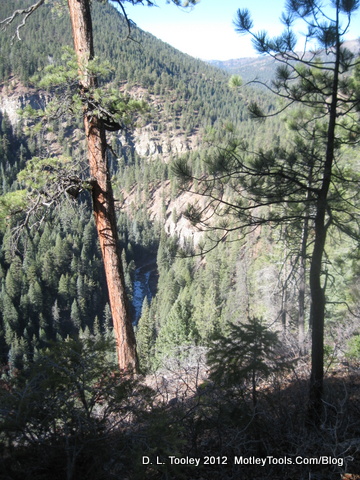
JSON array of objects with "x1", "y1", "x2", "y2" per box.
[{"x1": 208, "y1": 39, "x2": 360, "y2": 84}]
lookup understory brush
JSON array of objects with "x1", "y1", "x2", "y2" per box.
[{"x1": 0, "y1": 338, "x2": 359, "y2": 480}]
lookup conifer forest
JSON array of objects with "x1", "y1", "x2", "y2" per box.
[{"x1": 0, "y1": 1, "x2": 359, "y2": 479}]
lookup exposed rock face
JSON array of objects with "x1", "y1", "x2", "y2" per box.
[
  {"x1": 118, "y1": 125, "x2": 198, "y2": 163},
  {"x1": 0, "y1": 80, "x2": 198, "y2": 162},
  {"x1": 116, "y1": 85, "x2": 200, "y2": 162},
  {"x1": 158, "y1": 187, "x2": 205, "y2": 247},
  {"x1": 122, "y1": 180, "x2": 207, "y2": 248},
  {"x1": 0, "y1": 95, "x2": 23, "y2": 124},
  {"x1": 1, "y1": 80, "x2": 203, "y2": 246},
  {"x1": 0, "y1": 79, "x2": 47, "y2": 125}
]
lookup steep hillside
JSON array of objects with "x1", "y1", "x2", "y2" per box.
[
  {"x1": 0, "y1": 0, "x2": 279, "y2": 244},
  {"x1": 1, "y1": 0, "x2": 357, "y2": 377},
  {"x1": 0, "y1": 0, "x2": 269, "y2": 366},
  {"x1": 1, "y1": 4, "x2": 360, "y2": 479},
  {"x1": 0, "y1": 2, "x2": 254, "y2": 131}
]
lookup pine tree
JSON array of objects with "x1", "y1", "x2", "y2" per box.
[
  {"x1": 155, "y1": 286, "x2": 193, "y2": 362},
  {"x1": 2, "y1": 289, "x2": 20, "y2": 345},
  {"x1": 70, "y1": 299, "x2": 81, "y2": 331},
  {"x1": 28, "y1": 280, "x2": 43, "y2": 313},
  {"x1": 136, "y1": 298, "x2": 155, "y2": 372},
  {"x1": 207, "y1": 318, "x2": 289, "y2": 407},
  {"x1": 5, "y1": 256, "x2": 22, "y2": 301},
  {"x1": 175, "y1": 0, "x2": 360, "y2": 423}
]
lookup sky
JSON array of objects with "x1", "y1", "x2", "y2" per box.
[{"x1": 117, "y1": 0, "x2": 360, "y2": 61}]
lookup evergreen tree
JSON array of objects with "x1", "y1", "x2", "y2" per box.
[
  {"x1": 155, "y1": 286, "x2": 193, "y2": 362},
  {"x1": 28, "y1": 280, "x2": 43, "y2": 313},
  {"x1": 5, "y1": 256, "x2": 23, "y2": 301},
  {"x1": 175, "y1": 0, "x2": 360, "y2": 423},
  {"x1": 135, "y1": 297, "x2": 155, "y2": 372},
  {"x1": 2, "y1": 290, "x2": 19, "y2": 345},
  {"x1": 0, "y1": 0, "x2": 195, "y2": 371},
  {"x1": 207, "y1": 317, "x2": 289, "y2": 407},
  {"x1": 70, "y1": 299, "x2": 81, "y2": 330}
]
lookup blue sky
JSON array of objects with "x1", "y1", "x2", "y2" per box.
[{"x1": 117, "y1": 0, "x2": 360, "y2": 61}]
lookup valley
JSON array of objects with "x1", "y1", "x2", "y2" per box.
[{"x1": 0, "y1": 1, "x2": 360, "y2": 479}]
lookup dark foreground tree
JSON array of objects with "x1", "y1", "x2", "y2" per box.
[
  {"x1": 1, "y1": 0, "x2": 198, "y2": 371},
  {"x1": 175, "y1": 0, "x2": 360, "y2": 422},
  {"x1": 207, "y1": 317, "x2": 290, "y2": 408},
  {"x1": 0, "y1": 337, "x2": 156, "y2": 480}
]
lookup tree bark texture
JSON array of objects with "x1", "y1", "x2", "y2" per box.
[{"x1": 67, "y1": 0, "x2": 138, "y2": 371}]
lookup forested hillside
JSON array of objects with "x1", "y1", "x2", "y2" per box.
[
  {"x1": 0, "y1": 0, "x2": 281, "y2": 369},
  {"x1": 0, "y1": 1, "x2": 360, "y2": 479}
]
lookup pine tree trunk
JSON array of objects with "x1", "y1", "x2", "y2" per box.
[
  {"x1": 308, "y1": 7, "x2": 340, "y2": 422},
  {"x1": 308, "y1": 216, "x2": 326, "y2": 422},
  {"x1": 67, "y1": 0, "x2": 138, "y2": 371},
  {"x1": 298, "y1": 236, "x2": 306, "y2": 354}
]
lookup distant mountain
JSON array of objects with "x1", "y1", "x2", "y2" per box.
[
  {"x1": 208, "y1": 39, "x2": 360, "y2": 85},
  {"x1": 208, "y1": 56, "x2": 277, "y2": 85}
]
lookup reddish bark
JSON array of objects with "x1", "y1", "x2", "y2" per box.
[{"x1": 67, "y1": 0, "x2": 138, "y2": 371}]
